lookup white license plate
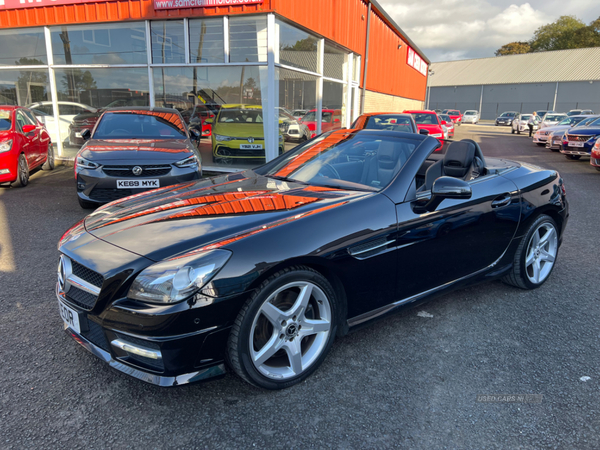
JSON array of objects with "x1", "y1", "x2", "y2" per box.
[
  {"x1": 568, "y1": 142, "x2": 585, "y2": 147},
  {"x1": 240, "y1": 144, "x2": 263, "y2": 150},
  {"x1": 58, "y1": 300, "x2": 81, "y2": 333},
  {"x1": 75, "y1": 131, "x2": 82, "y2": 138},
  {"x1": 117, "y1": 179, "x2": 160, "y2": 189}
]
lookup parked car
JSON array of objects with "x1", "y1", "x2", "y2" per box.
[
  {"x1": 0, "y1": 105, "x2": 54, "y2": 187},
  {"x1": 292, "y1": 109, "x2": 308, "y2": 120},
  {"x1": 404, "y1": 110, "x2": 445, "y2": 144},
  {"x1": 279, "y1": 108, "x2": 311, "y2": 142},
  {"x1": 180, "y1": 103, "x2": 219, "y2": 140},
  {"x1": 539, "y1": 113, "x2": 567, "y2": 129},
  {"x1": 300, "y1": 109, "x2": 342, "y2": 138},
  {"x1": 351, "y1": 112, "x2": 418, "y2": 134},
  {"x1": 534, "y1": 110, "x2": 554, "y2": 120},
  {"x1": 208, "y1": 104, "x2": 284, "y2": 165},
  {"x1": 68, "y1": 96, "x2": 149, "y2": 147},
  {"x1": 560, "y1": 117, "x2": 600, "y2": 160},
  {"x1": 74, "y1": 107, "x2": 202, "y2": 209},
  {"x1": 462, "y1": 110, "x2": 479, "y2": 124},
  {"x1": 591, "y1": 139, "x2": 600, "y2": 171},
  {"x1": 56, "y1": 129, "x2": 568, "y2": 389},
  {"x1": 438, "y1": 114, "x2": 455, "y2": 138},
  {"x1": 567, "y1": 109, "x2": 594, "y2": 116},
  {"x1": 442, "y1": 109, "x2": 462, "y2": 125},
  {"x1": 544, "y1": 116, "x2": 598, "y2": 151},
  {"x1": 495, "y1": 111, "x2": 518, "y2": 126},
  {"x1": 511, "y1": 113, "x2": 541, "y2": 134},
  {"x1": 28, "y1": 101, "x2": 97, "y2": 146}
]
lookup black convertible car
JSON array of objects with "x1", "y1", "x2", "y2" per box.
[{"x1": 56, "y1": 130, "x2": 568, "y2": 389}]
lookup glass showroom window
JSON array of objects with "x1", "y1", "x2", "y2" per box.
[
  {"x1": 276, "y1": 20, "x2": 319, "y2": 73},
  {"x1": 151, "y1": 21, "x2": 186, "y2": 64},
  {"x1": 277, "y1": 68, "x2": 317, "y2": 148},
  {"x1": 323, "y1": 42, "x2": 347, "y2": 81},
  {"x1": 0, "y1": 27, "x2": 47, "y2": 66},
  {"x1": 153, "y1": 66, "x2": 271, "y2": 169},
  {"x1": 322, "y1": 81, "x2": 345, "y2": 131},
  {"x1": 50, "y1": 23, "x2": 147, "y2": 65},
  {"x1": 229, "y1": 16, "x2": 268, "y2": 63},
  {"x1": 53, "y1": 67, "x2": 150, "y2": 148},
  {"x1": 189, "y1": 18, "x2": 225, "y2": 64}
]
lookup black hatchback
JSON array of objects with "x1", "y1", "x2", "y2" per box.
[{"x1": 74, "y1": 107, "x2": 202, "y2": 209}]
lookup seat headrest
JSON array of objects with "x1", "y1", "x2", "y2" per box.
[
  {"x1": 443, "y1": 141, "x2": 476, "y2": 177},
  {"x1": 377, "y1": 141, "x2": 398, "y2": 170}
]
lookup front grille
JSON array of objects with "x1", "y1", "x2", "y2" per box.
[
  {"x1": 216, "y1": 147, "x2": 266, "y2": 158},
  {"x1": 82, "y1": 320, "x2": 110, "y2": 352},
  {"x1": 89, "y1": 188, "x2": 141, "y2": 203},
  {"x1": 102, "y1": 165, "x2": 171, "y2": 177},
  {"x1": 71, "y1": 260, "x2": 103, "y2": 288},
  {"x1": 66, "y1": 286, "x2": 97, "y2": 310},
  {"x1": 568, "y1": 135, "x2": 591, "y2": 142}
]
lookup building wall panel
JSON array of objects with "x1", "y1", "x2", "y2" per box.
[{"x1": 364, "y1": 89, "x2": 423, "y2": 113}]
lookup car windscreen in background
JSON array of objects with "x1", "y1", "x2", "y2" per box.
[
  {"x1": 0, "y1": 110, "x2": 11, "y2": 131},
  {"x1": 365, "y1": 116, "x2": 413, "y2": 132},
  {"x1": 413, "y1": 114, "x2": 438, "y2": 125},
  {"x1": 93, "y1": 112, "x2": 187, "y2": 139}
]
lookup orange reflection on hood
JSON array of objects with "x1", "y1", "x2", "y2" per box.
[{"x1": 85, "y1": 144, "x2": 188, "y2": 154}]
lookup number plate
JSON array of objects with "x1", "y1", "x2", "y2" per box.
[
  {"x1": 75, "y1": 131, "x2": 82, "y2": 138},
  {"x1": 568, "y1": 142, "x2": 585, "y2": 147},
  {"x1": 116, "y1": 179, "x2": 160, "y2": 189},
  {"x1": 58, "y1": 300, "x2": 81, "y2": 333},
  {"x1": 240, "y1": 144, "x2": 263, "y2": 150}
]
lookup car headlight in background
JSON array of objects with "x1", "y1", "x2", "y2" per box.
[
  {"x1": 75, "y1": 155, "x2": 100, "y2": 171},
  {"x1": 0, "y1": 139, "x2": 13, "y2": 153},
  {"x1": 431, "y1": 133, "x2": 443, "y2": 138},
  {"x1": 174, "y1": 155, "x2": 199, "y2": 168},
  {"x1": 128, "y1": 249, "x2": 232, "y2": 304},
  {"x1": 215, "y1": 135, "x2": 234, "y2": 142}
]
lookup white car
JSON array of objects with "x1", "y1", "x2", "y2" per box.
[
  {"x1": 511, "y1": 114, "x2": 540, "y2": 134},
  {"x1": 462, "y1": 110, "x2": 479, "y2": 124},
  {"x1": 279, "y1": 108, "x2": 310, "y2": 142},
  {"x1": 538, "y1": 113, "x2": 567, "y2": 129},
  {"x1": 26, "y1": 101, "x2": 97, "y2": 146}
]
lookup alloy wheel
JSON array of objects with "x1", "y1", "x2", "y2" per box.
[
  {"x1": 250, "y1": 281, "x2": 332, "y2": 379},
  {"x1": 525, "y1": 222, "x2": 558, "y2": 284},
  {"x1": 19, "y1": 156, "x2": 29, "y2": 185}
]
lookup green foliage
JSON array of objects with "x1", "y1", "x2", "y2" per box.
[
  {"x1": 281, "y1": 37, "x2": 318, "y2": 52},
  {"x1": 495, "y1": 42, "x2": 531, "y2": 56}
]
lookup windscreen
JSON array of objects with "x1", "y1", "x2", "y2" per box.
[
  {"x1": 0, "y1": 110, "x2": 12, "y2": 131},
  {"x1": 257, "y1": 132, "x2": 419, "y2": 191},
  {"x1": 218, "y1": 108, "x2": 263, "y2": 123},
  {"x1": 464, "y1": 111, "x2": 476, "y2": 116},
  {"x1": 364, "y1": 115, "x2": 414, "y2": 133},
  {"x1": 439, "y1": 114, "x2": 451, "y2": 122},
  {"x1": 448, "y1": 111, "x2": 460, "y2": 115},
  {"x1": 500, "y1": 112, "x2": 516, "y2": 117},
  {"x1": 545, "y1": 115, "x2": 565, "y2": 122},
  {"x1": 94, "y1": 112, "x2": 187, "y2": 139},
  {"x1": 412, "y1": 113, "x2": 439, "y2": 125},
  {"x1": 587, "y1": 117, "x2": 600, "y2": 127}
]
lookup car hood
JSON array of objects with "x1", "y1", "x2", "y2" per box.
[
  {"x1": 538, "y1": 125, "x2": 570, "y2": 133},
  {"x1": 84, "y1": 171, "x2": 369, "y2": 261},
  {"x1": 213, "y1": 122, "x2": 264, "y2": 138},
  {"x1": 568, "y1": 127, "x2": 600, "y2": 135},
  {"x1": 80, "y1": 139, "x2": 194, "y2": 163}
]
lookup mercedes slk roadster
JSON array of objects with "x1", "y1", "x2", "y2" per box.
[{"x1": 57, "y1": 129, "x2": 568, "y2": 389}]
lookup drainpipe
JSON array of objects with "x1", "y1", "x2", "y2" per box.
[
  {"x1": 552, "y1": 82, "x2": 559, "y2": 111},
  {"x1": 360, "y1": 1, "x2": 372, "y2": 114}
]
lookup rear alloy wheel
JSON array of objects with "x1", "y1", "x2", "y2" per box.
[
  {"x1": 503, "y1": 215, "x2": 559, "y2": 290},
  {"x1": 565, "y1": 155, "x2": 581, "y2": 160},
  {"x1": 11, "y1": 154, "x2": 29, "y2": 188},
  {"x1": 42, "y1": 144, "x2": 55, "y2": 171},
  {"x1": 228, "y1": 266, "x2": 338, "y2": 389}
]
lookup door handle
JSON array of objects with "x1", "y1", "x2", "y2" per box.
[{"x1": 491, "y1": 194, "x2": 511, "y2": 208}]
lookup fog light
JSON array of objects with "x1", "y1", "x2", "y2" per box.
[
  {"x1": 111, "y1": 339, "x2": 162, "y2": 360},
  {"x1": 77, "y1": 182, "x2": 86, "y2": 190},
  {"x1": 0, "y1": 169, "x2": 10, "y2": 175}
]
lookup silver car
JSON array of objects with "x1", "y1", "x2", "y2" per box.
[
  {"x1": 539, "y1": 113, "x2": 567, "y2": 129},
  {"x1": 462, "y1": 110, "x2": 479, "y2": 124},
  {"x1": 545, "y1": 115, "x2": 599, "y2": 150}
]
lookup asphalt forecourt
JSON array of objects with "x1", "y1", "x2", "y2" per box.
[{"x1": 1, "y1": 126, "x2": 599, "y2": 448}]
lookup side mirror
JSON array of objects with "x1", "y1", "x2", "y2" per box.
[
  {"x1": 419, "y1": 128, "x2": 430, "y2": 135},
  {"x1": 417, "y1": 176, "x2": 472, "y2": 213},
  {"x1": 81, "y1": 129, "x2": 91, "y2": 141},
  {"x1": 189, "y1": 128, "x2": 201, "y2": 141},
  {"x1": 334, "y1": 118, "x2": 340, "y2": 123},
  {"x1": 204, "y1": 118, "x2": 213, "y2": 124},
  {"x1": 22, "y1": 124, "x2": 36, "y2": 133}
]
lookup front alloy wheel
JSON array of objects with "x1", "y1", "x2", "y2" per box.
[
  {"x1": 12, "y1": 154, "x2": 29, "y2": 187},
  {"x1": 228, "y1": 266, "x2": 338, "y2": 389}
]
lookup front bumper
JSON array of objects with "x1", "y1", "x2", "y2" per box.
[
  {"x1": 533, "y1": 134, "x2": 550, "y2": 143},
  {"x1": 0, "y1": 154, "x2": 17, "y2": 183},
  {"x1": 496, "y1": 120, "x2": 512, "y2": 126},
  {"x1": 560, "y1": 141, "x2": 594, "y2": 156},
  {"x1": 546, "y1": 136, "x2": 563, "y2": 149}
]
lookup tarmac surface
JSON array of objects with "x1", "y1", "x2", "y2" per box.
[{"x1": 1, "y1": 124, "x2": 599, "y2": 449}]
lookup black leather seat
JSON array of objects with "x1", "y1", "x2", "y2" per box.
[
  {"x1": 361, "y1": 141, "x2": 411, "y2": 188},
  {"x1": 422, "y1": 140, "x2": 477, "y2": 191}
]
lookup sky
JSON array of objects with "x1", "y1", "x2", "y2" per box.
[{"x1": 379, "y1": 0, "x2": 600, "y2": 62}]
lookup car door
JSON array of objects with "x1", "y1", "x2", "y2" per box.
[
  {"x1": 15, "y1": 110, "x2": 39, "y2": 167},
  {"x1": 23, "y1": 109, "x2": 48, "y2": 164},
  {"x1": 393, "y1": 174, "x2": 521, "y2": 301}
]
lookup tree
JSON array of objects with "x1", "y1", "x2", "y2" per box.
[
  {"x1": 530, "y1": 15, "x2": 587, "y2": 52},
  {"x1": 495, "y1": 42, "x2": 531, "y2": 56},
  {"x1": 281, "y1": 37, "x2": 317, "y2": 52},
  {"x1": 61, "y1": 69, "x2": 97, "y2": 100}
]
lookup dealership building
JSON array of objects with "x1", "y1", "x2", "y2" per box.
[
  {"x1": 427, "y1": 47, "x2": 600, "y2": 121},
  {"x1": 0, "y1": 0, "x2": 428, "y2": 171}
]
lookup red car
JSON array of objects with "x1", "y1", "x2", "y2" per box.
[
  {"x1": 300, "y1": 109, "x2": 342, "y2": 138},
  {"x1": 438, "y1": 113, "x2": 455, "y2": 138},
  {"x1": 443, "y1": 109, "x2": 463, "y2": 125},
  {"x1": 0, "y1": 105, "x2": 54, "y2": 187},
  {"x1": 404, "y1": 110, "x2": 445, "y2": 144},
  {"x1": 591, "y1": 139, "x2": 600, "y2": 171}
]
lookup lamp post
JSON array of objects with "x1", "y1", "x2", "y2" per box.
[{"x1": 426, "y1": 69, "x2": 435, "y2": 110}]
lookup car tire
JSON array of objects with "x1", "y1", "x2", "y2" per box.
[
  {"x1": 227, "y1": 266, "x2": 339, "y2": 390},
  {"x1": 11, "y1": 154, "x2": 29, "y2": 188},
  {"x1": 550, "y1": 147, "x2": 559, "y2": 152},
  {"x1": 565, "y1": 155, "x2": 581, "y2": 160},
  {"x1": 536, "y1": 143, "x2": 545, "y2": 146},
  {"x1": 511, "y1": 128, "x2": 515, "y2": 134},
  {"x1": 42, "y1": 144, "x2": 55, "y2": 171},
  {"x1": 503, "y1": 214, "x2": 559, "y2": 290},
  {"x1": 595, "y1": 166, "x2": 600, "y2": 172},
  {"x1": 78, "y1": 197, "x2": 97, "y2": 209}
]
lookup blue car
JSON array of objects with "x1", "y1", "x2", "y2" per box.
[{"x1": 561, "y1": 117, "x2": 600, "y2": 160}]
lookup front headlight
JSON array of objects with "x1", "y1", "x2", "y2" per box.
[
  {"x1": 431, "y1": 133, "x2": 443, "y2": 138},
  {"x1": 174, "y1": 154, "x2": 199, "y2": 168},
  {"x1": 127, "y1": 249, "x2": 232, "y2": 304},
  {"x1": 75, "y1": 156, "x2": 100, "y2": 171},
  {"x1": 0, "y1": 139, "x2": 12, "y2": 153},
  {"x1": 215, "y1": 134, "x2": 234, "y2": 142},
  {"x1": 279, "y1": 134, "x2": 284, "y2": 142}
]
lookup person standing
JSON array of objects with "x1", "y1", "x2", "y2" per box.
[{"x1": 528, "y1": 112, "x2": 537, "y2": 137}]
